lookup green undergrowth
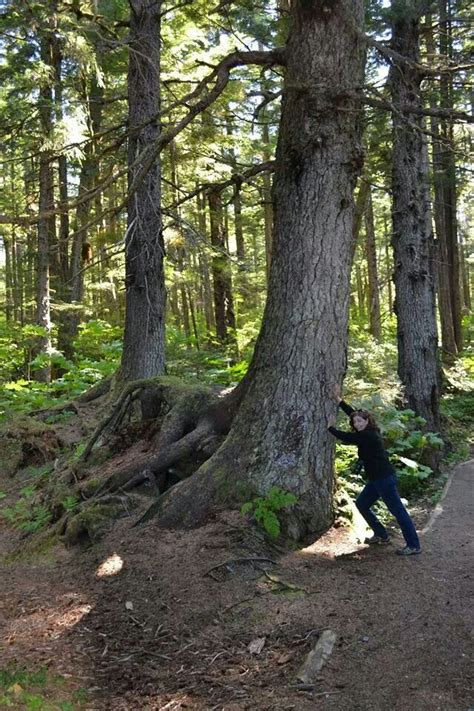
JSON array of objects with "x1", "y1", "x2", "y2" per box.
[
  {"x1": 0, "y1": 463, "x2": 56, "y2": 535},
  {"x1": 3, "y1": 530, "x2": 59, "y2": 564},
  {"x1": 440, "y1": 391, "x2": 474, "y2": 466},
  {"x1": 0, "y1": 663, "x2": 88, "y2": 709},
  {"x1": 0, "y1": 320, "x2": 121, "y2": 421}
]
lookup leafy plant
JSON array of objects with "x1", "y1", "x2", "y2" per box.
[
  {"x1": 1, "y1": 500, "x2": 52, "y2": 533},
  {"x1": 62, "y1": 495, "x2": 79, "y2": 513},
  {"x1": 241, "y1": 486, "x2": 298, "y2": 538},
  {"x1": 0, "y1": 663, "x2": 88, "y2": 709},
  {"x1": 1, "y1": 477, "x2": 52, "y2": 534}
]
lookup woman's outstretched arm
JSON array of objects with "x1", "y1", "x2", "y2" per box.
[
  {"x1": 338, "y1": 400, "x2": 355, "y2": 417},
  {"x1": 328, "y1": 426, "x2": 359, "y2": 444}
]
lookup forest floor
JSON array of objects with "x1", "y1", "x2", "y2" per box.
[{"x1": 0, "y1": 458, "x2": 472, "y2": 710}]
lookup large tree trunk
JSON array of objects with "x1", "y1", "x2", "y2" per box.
[
  {"x1": 389, "y1": 1, "x2": 441, "y2": 430},
  {"x1": 155, "y1": 0, "x2": 365, "y2": 539},
  {"x1": 121, "y1": 0, "x2": 166, "y2": 381}
]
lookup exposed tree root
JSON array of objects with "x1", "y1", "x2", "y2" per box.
[{"x1": 15, "y1": 375, "x2": 251, "y2": 547}]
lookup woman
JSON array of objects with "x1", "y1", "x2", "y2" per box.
[{"x1": 328, "y1": 397, "x2": 421, "y2": 556}]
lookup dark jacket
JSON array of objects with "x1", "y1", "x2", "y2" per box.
[{"x1": 328, "y1": 400, "x2": 395, "y2": 481}]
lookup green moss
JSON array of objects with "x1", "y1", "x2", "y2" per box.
[
  {"x1": 79, "y1": 478, "x2": 102, "y2": 498},
  {"x1": 0, "y1": 416, "x2": 59, "y2": 479},
  {"x1": 212, "y1": 463, "x2": 256, "y2": 505},
  {"x1": 0, "y1": 436, "x2": 23, "y2": 477},
  {"x1": 62, "y1": 501, "x2": 126, "y2": 547},
  {"x1": 0, "y1": 415, "x2": 53, "y2": 437}
]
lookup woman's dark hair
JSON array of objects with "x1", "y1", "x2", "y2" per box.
[{"x1": 349, "y1": 409, "x2": 380, "y2": 432}]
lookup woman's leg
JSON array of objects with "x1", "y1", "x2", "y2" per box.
[
  {"x1": 355, "y1": 481, "x2": 389, "y2": 539},
  {"x1": 375, "y1": 475, "x2": 420, "y2": 549}
]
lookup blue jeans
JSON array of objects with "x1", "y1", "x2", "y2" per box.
[{"x1": 356, "y1": 475, "x2": 420, "y2": 549}]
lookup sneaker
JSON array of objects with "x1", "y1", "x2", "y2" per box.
[
  {"x1": 395, "y1": 546, "x2": 421, "y2": 556},
  {"x1": 364, "y1": 534, "x2": 390, "y2": 545}
]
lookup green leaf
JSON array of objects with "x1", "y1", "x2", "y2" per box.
[
  {"x1": 398, "y1": 456, "x2": 419, "y2": 470},
  {"x1": 240, "y1": 502, "x2": 253, "y2": 515}
]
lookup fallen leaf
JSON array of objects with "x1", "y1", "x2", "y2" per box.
[
  {"x1": 9, "y1": 683, "x2": 23, "y2": 696},
  {"x1": 125, "y1": 601, "x2": 134, "y2": 611},
  {"x1": 248, "y1": 637, "x2": 266, "y2": 655}
]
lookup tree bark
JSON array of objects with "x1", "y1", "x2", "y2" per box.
[
  {"x1": 3, "y1": 237, "x2": 13, "y2": 323},
  {"x1": 383, "y1": 211, "x2": 393, "y2": 316},
  {"x1": 389, "y1": 0, "x2": 441, "y2": 430},
  {"x1": 355, "y1": 261, "x2": 365, "y2": 321},
  {"x1": 365, "y1": 189, "x2": 381, "y2": 339},
  {"x1": 196, "y1": 189, "x2": 215, "y2": 337},
  {"x1": 208, "y1": 188, "x2": 236, "y2": 344},
  {"x1": 155, "y1": 0, "x2": 366, "y2": 539},
  {"x1": 438, "y1": 0, "x2": 462, "y2": 352},
  {"x1": 121, "y1": 0, "x2": 166, "y2": 381},
  {"x1": 460, "y1": 237, "x2": 471, "y2": 312},
  {"x1": 52, "y1": 31, "x2": 69, "y2": 295},
  {"x1": 425, "y1": 10, "x2": 458, "y2": 361},
  {"x1": 262, "y1": 118, "x2": 274, "y2": 285},
  {"x1": 34, "y1": 31, "x2": 56, "y2": 383}
]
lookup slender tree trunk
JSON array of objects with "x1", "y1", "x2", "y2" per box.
[
  {"x1": 23, "y1": 160, "x2": 35, "y2": 321},
  {"x1": 233, "y1": 184, "x2": 245, "y2": 263},
  {"x1": 169, "y1": 140, "x2": 196, "y2": 348},
  {"x1": 157, "y1": 0, "x2": 366, "y2": 539},
  {"x1": 385, "y1": 243, "x2": 393, "y2": 317},
  {"x1": 10, "y1": 233, "x2": 19, "y2": 322},
  {"x1": 34, "y1": 32, "x2": 55, "y2": 383},
  {"x1": 365, "y1": 190, "x2": 381, "y2": 338},
  {"x1": 353, "y1": 178, "x2": 370, "y2": 257},
  {"x1": 389, "y1": 0, "x2": 440, "y2": 430},
  {"x1": 168, "y1": 281, "x2": 181, "y2": 327},
  {"x1": 196, "y1": 190, "x2": 214, "y2": 337},
  {"x1": 15, "y1": 240, "x2": 25, "y2": 326},
  {"x1": 439, "y1": 0, "x2": 462, "y2": 351},
  {"x1": 121, "y1": 0, "x2": 166, "y2": 381},
  {"x1": 52, "y1": 32, "x2": 69, "y2": 294},
  {"x1": 460, "y1": 237, "x2": 471, "y2": 312},
  {"x1": 61, "y1": 70, "x2": 104, "y2": 357},
  {"x1": 382, "y1": 211, "x2": 393, "y2": 316},
  {"x1": 355, "y1": 261, "x2": 365, "y2": 320},
  {"x1": 178, "y1": 249, "x2": 191, "y2": 342},
  {"x1": 208, "y1": 188, "x2": 236, "y2": 344},
  {"x1": 426, "y1": 11, "x2": 458, "y2": 361},
  {"x1": 187, "y1": 287, "x2": 200, "y2": 350},
  {"x1": 352, "y1": 178, "x2": 370, "y2": 321},
  {"x1": 4, "y1": 238, "x2": 13, "y2": 323},
  {"x1": 26, "y1": 227, "x2": 35, "y2": 322},
  {"x1": 262, "y1": 119, "x2": 273, "y2": 284}
]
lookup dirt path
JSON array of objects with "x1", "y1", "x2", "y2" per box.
[{"x1": 0, "y1": 460, "x2": 472, "y2": 710}]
